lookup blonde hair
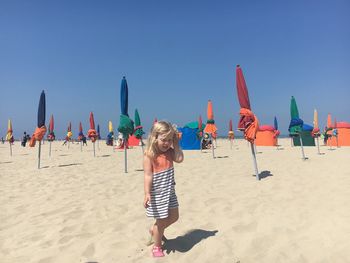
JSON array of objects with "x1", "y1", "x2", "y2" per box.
[{"x1": 145, "y1": 121, "x2": 180, "y2": 159}]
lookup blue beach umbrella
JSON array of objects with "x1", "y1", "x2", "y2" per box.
[
  {"x1": 274, "y1": 116, "x2": 278, "y2": 131},
  {"x1": 38, "y1": 91, "x2": 46, "y2": 128},
  {"x1": 118, "y1": 76, "x2": 134, "y2": 173},
  {"x1": 35, "y1": 90, "x2": 47, "y2": 168},
  {"x1": 121, "y1": 76, "x2": 129, "y2": 116},
  {"x1": 97, "y1": 124, "x2": 101, "y2": 139}
]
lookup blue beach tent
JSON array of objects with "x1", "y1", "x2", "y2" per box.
[{"x1": 178, "y1": 122, "x2": 204, "y2": 150}]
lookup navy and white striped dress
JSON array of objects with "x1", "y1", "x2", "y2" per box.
[{"x1": 146, "y1": 151, "x2": 178, "y2": 219}]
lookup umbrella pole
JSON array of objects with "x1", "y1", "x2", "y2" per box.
[
  {"x1": 68, "y1": 141, "x2": 70, "y2": 149},
  {"x1": 211, "y1": 135, "x2": 215, "y2": 159},
  {"x1": 316, "y1": 136, "x2": 321, "y2": 155},
  {"x1": 230, "y1": 139, "x2": 233, "y2": 150},
  {"x1": 113, "y1": 138, "x2": 115, "y2": 152},
  {"x1": 80, "y1": 141, "x2": 82, "y2": 152},
  {"x1": 250, "y1": 142, "x2": 259, "y2": 180},
  {"x1": 200, "y1": 137, "x2": 203, "y2": 153},
  {"x1": 299, "y1": 135, "x2": 306, "y2": 160},
  {"x1": 98, "y1": 139, "x2": 100, "y2": 151},
  {"x1": 336, "y1": 136, "x2": 339, "y2": 148},
  {"x1": 9, "y1": 142, "x2": 12, "y2": 156},
  {"x1": 93, "y1": 142, "x2": 95, "y2": 157},
  {"x1": 49, "y1": 141, "x2": 52, "y2": 157},
  {"x1": 141, "y1": 139, "x2": 144, "y2": 154},
  {"x1": 38, "y1": 141, "x2": 41, "y2": 169},
  {"x1": 124, "y1": 138, "x2": 128, "y2": 173}
]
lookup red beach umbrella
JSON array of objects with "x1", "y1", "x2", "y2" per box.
[{"x1": 235, "y1": 65, "x2": 260, "y2": 180}]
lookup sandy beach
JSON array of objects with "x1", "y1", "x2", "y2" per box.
[{"x1": 1, "y1": 138, "x2": 350, "y2": 263}]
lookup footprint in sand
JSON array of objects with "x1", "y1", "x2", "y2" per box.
[{"x1": 82, "y1": 243, "x2": 95, "y2": 258}]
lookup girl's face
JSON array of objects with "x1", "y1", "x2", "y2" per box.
[{"x1": 156, "y1": 133, "x2": 173, "y2": 152}]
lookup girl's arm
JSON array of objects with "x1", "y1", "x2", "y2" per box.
[
  {"x1": 172, "y1": 134, "x2": 184, "y2": 163},
  {"x1": 143, "y1": 154, "x2": 153, "y2": 208}
]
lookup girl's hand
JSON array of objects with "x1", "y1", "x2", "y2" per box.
[{"x1": 143, "y1": 194, "x2": 151, "y2": 208}]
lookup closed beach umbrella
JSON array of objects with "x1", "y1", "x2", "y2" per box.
[
  {"x1": 47, "y1": 114, "x2": 55, "y2": 156},
  {"x1": 88, "y1": 112, "x2": 98, "y2": 156},
  {"x1": 198, "y1": 115, "x2": 203, "y2": 151},
  {"x1": 107, "y1": 121, "x2": 115, "y2": 148},
  {"x1": 327, "y1": 113, "x2": 332, "y2": 128},
  {"x1": 6, "y1": 119, "x2": 14, "y2": 156},
  {"x1": 235, "y1": 65, "x2": 260, "y2": 180},
  {"x1": 97, "y1": 124, "x2": 101, "y2": 140},
  {"x1": 133, "y1": 109, "x2": 144, "y2": 138},
  {"x1": 288, "y1": 96, "x2": 306, "y2": 160},
  {"x1": 274, "y1": 116, "x2": 278, "y2": 131},
  {"x1": 228, "y1": 119, "x2": 234, "y2": 149},
  {"x1": 29, "y1": 91, "x2": 47, "y2": 168},
  {"x1": 109, "y1": 121, "x2": 113, "y2": 133},
  {"x1": 78, "y1": 122, "x2": 84, "y2": 139},
  {"x1": 312, "y1": 109, "x2": 321, "y2": 154},
  {"x1": 118, "y1": 77, "x2": 134, "y2": 173},
  {"x1": 134, "y1": 109, "x2": 145, "y2": 153},
  {"x1": 204, "y1": 100, "x2": 218, "y2": 158}
]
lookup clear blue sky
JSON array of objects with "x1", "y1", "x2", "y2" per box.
[{"x1": 1, "y1": 0, "x2": 349, "y2": 139}]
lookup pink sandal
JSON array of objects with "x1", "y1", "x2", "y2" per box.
[{"x1": 152, "y1": 246, "x2": 165, "y2": 257}]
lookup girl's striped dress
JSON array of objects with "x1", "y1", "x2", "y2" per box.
[{"x1": 146, "y1": 150, "x2": 178, "y2": 219}]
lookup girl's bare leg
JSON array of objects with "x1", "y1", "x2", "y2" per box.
[{"x1": 151, "y1": 208, "x2": 179, "y2": 246}]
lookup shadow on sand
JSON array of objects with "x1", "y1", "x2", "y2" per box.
[
  {"x1": 215, "y1": 155, "x2": 229, "y2": 159},
  {"x1": 253, "y1": 170, "x2": 273, "y2": 180},
  {"x1": 0, "y1": 161, "x2": 13, "y2": 164},
  {"x1": 163, "y1": 229, "x2": 218, "y2": 254},
  {"x1": 58, "y1": 163, "x2": 83, "y2": 168}
]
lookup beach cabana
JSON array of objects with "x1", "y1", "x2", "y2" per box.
[
  {"x1": 292, "y1": 124, "x2": 315, "y2": 146},
  {"x1": 255, "y1": 125, "x2": 277, "y2": 146},
  {"x1": 327, "y1": 122, "x2": 350, "y2": 146},
  {"x1": 178, "y1": 121, "x2": 204, "y2": 150}
]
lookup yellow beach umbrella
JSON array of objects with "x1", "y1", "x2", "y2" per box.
[
  {"x1": 6, "y1": 119, "x2": 14, "y2": 156},
  {"x1": 6, "y1": 119, "x2": 13, "y2": 142},
  {"x1": 109, "y1": 121, "x2": 113, "y2": 133}
]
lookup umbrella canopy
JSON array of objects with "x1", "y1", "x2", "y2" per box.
[
  {"x1": 327, "y1": 113, "x2": 332, "y2": 129},
  {"x1": 197, "y1": 115, "x2": 203, "y2": 138},
  {"x1": 228, "y1": 119, "x2": 234, "y2": 139},
  {"x1": 288, "y1": 96, "x2": 303, "y2": 135},
  {"x1": 37, "y1": 91, "x2": 46, "y2": 127},
  {"x1": 204, "y1": 100, "x2": 218, "y2": 135},
  {"x1": 134, "y1": 109, "x2": 144, "y2": 139},
  {"x1": 97, "y1": 124, "x2": 101, "y2": 139},
  {"x1": 290, "y1": 96, "x2": 299, "y2": 119},
  {"x1": 274, "y1": 116, "x2": 278, "y2": 131},
  {"x1": 121, "y1": 76, "x2": 129, "y2": 116},
  {"x1": 29, "y1": 91, "x2": 47, "y2": 147},
  {"x1": 312, "y1": 109, "x2": 320, "y2": 137},
  {"x1": 47, "y1": 114, "x2": 55, "y2": 141},
  {"x1": 118, "y1": 77, "x2": 134, "y2": 138},
  {"x1": 78, "y1": 122, "x2": 84, "y2": 140},
  {"x1": 236, "y1": 65, "x2": 259, "y2": 142},
  {"x1": 49, "y1": 115, "x2": 54, "y2": 133},
  {"x1": 109, "y1": 121, "x2": 113, "y2": 133},
  {"x1": 236, "y1": 65, "x2": 251, "y2": 109},
  {"x1": 6, "y1": 119, "x2": 14, "y2": 142},
  {"x1": 88, "y1": 112, "x2": 97, "y2": 142}
]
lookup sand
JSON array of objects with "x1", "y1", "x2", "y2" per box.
[{"x1": 1, "y1": 138, "x2": 350, "y2": 263}]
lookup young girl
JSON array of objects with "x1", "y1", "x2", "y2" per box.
[{"x1": 143, "y1": 121, "x2": 184, "y2": 257}]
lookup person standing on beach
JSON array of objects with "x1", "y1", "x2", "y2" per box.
[{"x1": 143, "y1": 121, "x2": 184, "y2": 257}]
